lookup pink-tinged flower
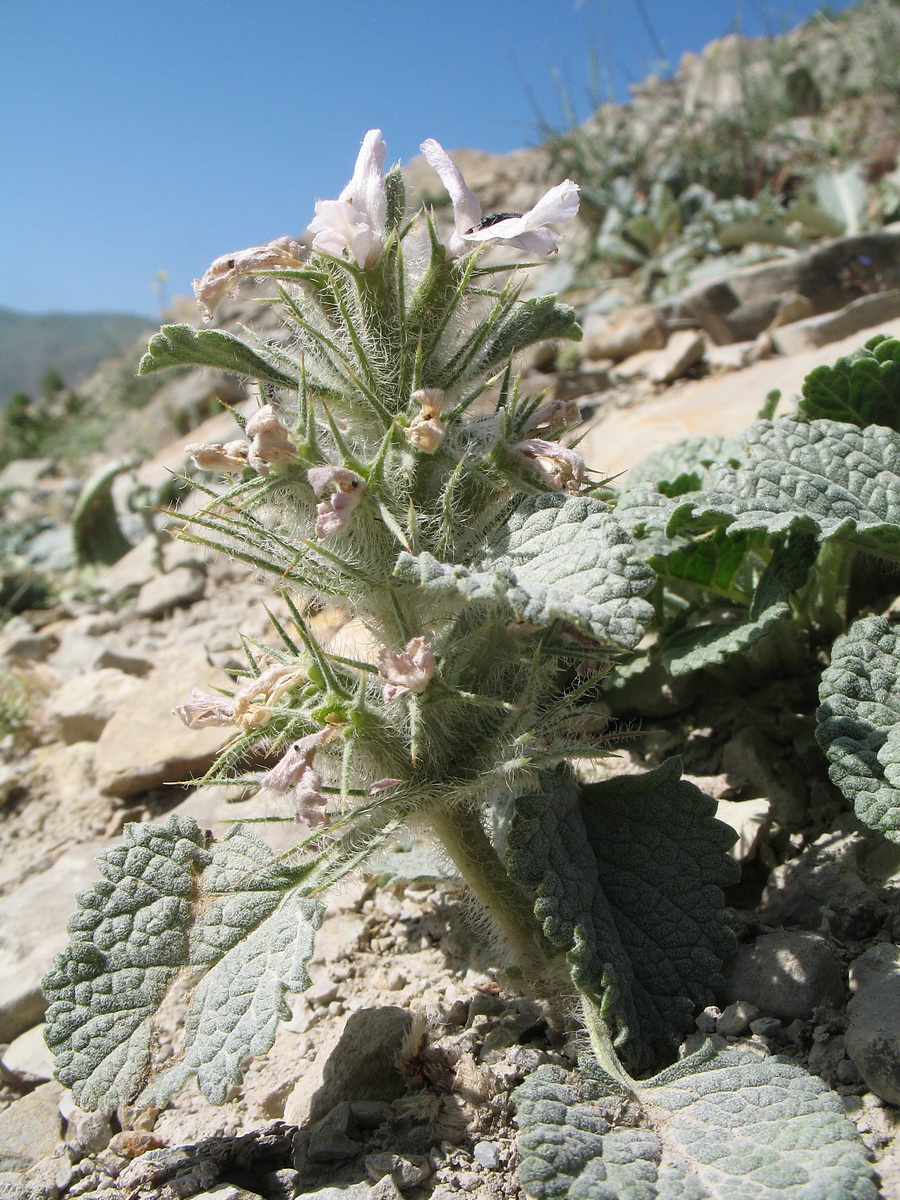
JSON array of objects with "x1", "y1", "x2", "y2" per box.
[
  {"x1": 420, "y1": 139, "x2": 579, "y2": 257},
  {"x1": 377, "y1": 636, "x2": 436, "y2": 702},
  {"x1": 172, "y1": 688, "x2": 235, "y2": 728},
  {"x1": 513, "y1": 439, "x2": 586, "y2": 493},
  {"x1": 246, "y1": 405, "x2": 296, "y2": 475},
  {"x1": 523, "y1": 398, "x2": 581, "y2": 436},
  {"x1": 231, "y1": 663, "x2": 307, "y2": 730},
  {"x1": 260, "y1": 727, "x2": 337, "y2": 828},
  {"x1": 368, "y1": 778, "x2": 402, "y2": 794},
  {"x1": 308, "y1": 130, "x2": 387, "y2": 268},
  {"x1": 406, "y1": 388, "x2": 445, "y2": 453},
  {"x1": 192, "y1": 237, "x2": 305, "y2": 322},
  {"x1": 185, "y1": 439, "x2": 250, "y2": 472},
  {"x1": 307, "y1": 465, "x2": 365, "y2": 539}
]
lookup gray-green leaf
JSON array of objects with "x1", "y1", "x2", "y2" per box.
[
  {"x1": 395, "y1": 494, "x2": 655, "y2": 650},
  {"x1": 816, "y1": 614, "x2": 900, "y2": 841},
  {"x1": 139, "y1": 323, "x2": 297, "y2": 388},
  {"x1": 42, "y1": 817, "x2": 322, "y2": 1109},
  {"x1": 506, "y1": 760, "x2": 737, "y2": 1072},
  {"x1": 670, "y1": 417, "x2": 900, "y2": 560},
  {"x1": 514, "y1": 1047, "x2": 878, "y2": 1199}
]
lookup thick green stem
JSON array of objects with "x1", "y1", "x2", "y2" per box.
[{"x1": 425, "y1": 801, "x2": 556, "y2": 985}]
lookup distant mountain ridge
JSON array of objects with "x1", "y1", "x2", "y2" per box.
[{"x1": 0, "y1": 306, "x2": 154, "y2": 405}]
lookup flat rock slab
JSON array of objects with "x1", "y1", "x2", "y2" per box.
[
  {"x1": 0, "y1": 845, "x2": 106, "y2": 1042},
  {"x1": 0, "y1": 1082, "x2": 65, "y2": 1170},
  {"x1": 94, "y1": 649, "x2": 235, "y2": 797},
  {"x1": 579, "y1": 314, "x2": 900, "y2": 480}
]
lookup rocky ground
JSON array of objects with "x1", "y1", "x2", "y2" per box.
[{"x1": 5, "y1": 131, "x2": 900, "y2": 1199}]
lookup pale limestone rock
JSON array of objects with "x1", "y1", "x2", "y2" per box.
[
  {"x1": 577, "y1": 313, "x2": 900, "y2": 482},
  {"x1": 610, "y1": 347, "x2": 661, "y2": 382},
  {"x1": 283, "y1": 1007, "x2": 412, "y2": 1128},
  {"x1": 0, "y1": 1082, "x2": 65, "y2": 1170},
  {"x1": 582, "y1": 305, "x2": 667, "y2": 362},
  {"x1": 136, "y1": 564, "x2": 207, "y2": 619},
  {"x1": 1, "y1": 1023, "x2": 54, "y2": 1083},
  {"x1": 770, "y1": 288, "x2": 900, "y2": 354},
  {"x1": 645, "y1": 330, "x2": 706, "y2": 384},
  {"x1": 0, "y1": 842, "x2": 106, "y2": 1041},
  {"x1": 768, "y1": 292, "x2": 815, "y2": 329},
  {"x1": 46, "y1": 667, "x2": 142, "y2": 743},
  {"x1": 715, "y1": 798, "x2": 772, "y2": 862},
  {"x1": 94, "y1": 649, "x2": 235, "y2": 798},
  {"x1": 704, "y1": 340, "x2": 753, "y2": 373}
]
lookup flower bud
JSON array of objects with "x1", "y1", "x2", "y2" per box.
[
  {"x1": 172, "y1": 689, "x2": 235, "y2": 728},
  {"x1": 185, "y1": 440, "x2": 250, "y2": 472},
  {"x1": 513, "y1": 438, "x2": 585, "y2": 493},
  {"x1": 307, "y1": 465, "x2": 365, "y2": 539},
  {"x1": 406, "y1": 388, "x2": 446, "y2": 453}
]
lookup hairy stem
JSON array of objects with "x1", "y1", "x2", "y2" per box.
[{"x1": 425, "y1": 800, "x2": 556, "y2": 985}]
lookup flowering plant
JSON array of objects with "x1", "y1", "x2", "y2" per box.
[{"x1": 42, "y1": 131, "x2": 878, "y2": 1199}]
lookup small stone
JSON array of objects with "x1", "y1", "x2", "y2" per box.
[
  {"x1": 370, "y1": 1178, "x2": 403, "y2": 1200},
  {"x1": 472, "y1": 1142, "x2": 500, "y2": 1170},
  {"x1": 749, "y1": 1017, "x2": 782, "y2": 1039},
  {"x1": 386, "y1": 970, "x2": 406, "y2": 991},
  {"x1": 845, "y1": 951, "x2": 900, "y2": 1104},
  {"x1": 716, "y1": 1001, "x2": 759, "y2": 1037},
  {"x1": 65, "y1": 1108, "x2": 114, "y2": 1155},
  {"x1": 106, "y1": 1129, "x2": 164, "y2": 1158},
  {"x1": 0, "y1": 1082, "x2": 65, "y2": 1170},
  {"x1": 836, "y1": 1059, "x2": 863, "y2": 1086},
  {"x1": 695, "y1": 1006, "x2": 720, "y2": 1033},
  {"x1": 1, "y1": 1024, "x2": 54, "y2": 1083},
  {"x1": 192, "y1": 1187, "x2": 265, "y2": 1200},
  {"x1": 283, "y1": 1007, "x2": 412, "y2": 1128},
  {"x1": 645, "y1": 330, "x2": 706, "y2": 384},
  {"x1": 366, "y1": 1153, "x2": 431, "y2": 1187},
  {"x1": 46, "y1": 668, "x2": 141, "y2": 743},
  {"x1": 135, "y1": 564, "x2": 207, "y2": 619},
  {"x1": 719, "y1": 931, "x2": 844, "y2": 1021}
]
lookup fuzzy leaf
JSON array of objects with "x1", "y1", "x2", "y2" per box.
[
  {"x1": 667, "y1": 417, "x2": 900, "y2": 561},
  {"x1": 43, "y1": 817, "x2": 322, "y2": 1109},
  {"x1": 478, "y1": 297, "x2": 581, "y2": 371},
  {"x1": 395, "y1": 495, "x2": 655, "y2": 650},
  {"x1": 661, "y1": 530, "x2": 818, "y2": 676},
  {"x1": 816, "y1": 615, "x2": 900, "y2": 841},
  {"x1": 514, "y1": 1047, "x2": 878, "y2": 1200},
  {"x1": 618, "y1": 433, "x2": 733, "y2": 494},
  {"x1": 506, "y1": 761, "x2": 737, "y2": 1072},
  {"x1": 799, "y1": 336, "x2": 900, "y2": 431},
  {"x1": 139, "y1": 323, "x2": 297, "y2": 388}
]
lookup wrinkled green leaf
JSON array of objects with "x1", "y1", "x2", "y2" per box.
[
  {"x1": 661, "y1": 531, "x2": 818, "y2": 676},
  {"x1": 816, "y1": 614, "x2": 900, "y2": 841},
  {"x1": 43, "y1": 817, "x2": 322, "y2": 1109},
  {"x1": 396, "y1": 494, "x2": 655, "y2": 650},
  {"x1": 799, "y1": 335, "x2": 900, "y2": 431},
  {"x1": 506, "y1": 760, "x2": 737, "y2": 1072},
  {"x1": 514, "y1": 1046, "x2": 878, "y2": 1199},
  {"x1": 618, "y1": 433, "x2": 733, "y2": 495},
  {"x1": 666, "y1": 417, "x2": 900, "y2": 562},
  {"x1": 139, "y1": 323, "x2": 297, "y2": 388}
]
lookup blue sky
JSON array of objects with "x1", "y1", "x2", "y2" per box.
[{"x1": 1, "y1": 0, "x2": 852, "y2": 317}]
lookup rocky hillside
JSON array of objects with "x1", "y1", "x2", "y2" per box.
[{"x1": 3, "y1": 3, "x2": 900, "y2": 1198}]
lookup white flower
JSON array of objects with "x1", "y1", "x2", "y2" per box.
[
  {"x1": 231, "y1": 662, "x2": 307, "y2": 730},
  {"x1": 245, "y1": 405, "x2": 296, "y2": 475},
  {"x1": 513, "y1": 438, "x2": 586, "y2": 493},
  {"x1": 185, "y1": 440, "x2": 250, "y2": 472},
  {"x1": 192, "y1": 237, "x2": 304, "y2": 322},
  {"x1": 406, "y1": 388, "x2": 445, "y2": 453},
  {"x1": 307, "y1": 465, "x2": 365, "y2": 539},
  {"x1": 420, "y1": 139, "x2": 579, "y2": 257},
  {"x1": 308, "y1": 129, "x2": 388, "y2": 267},
  {"x1": 377, "y1": 636, "x2": 436, "y2": 702},
  {"x1": 260, "y1": 728, "x2": 336, "y2": 828},
  {"x1": 172, "y1": 688, "x2": 235, "y2": 728}
]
